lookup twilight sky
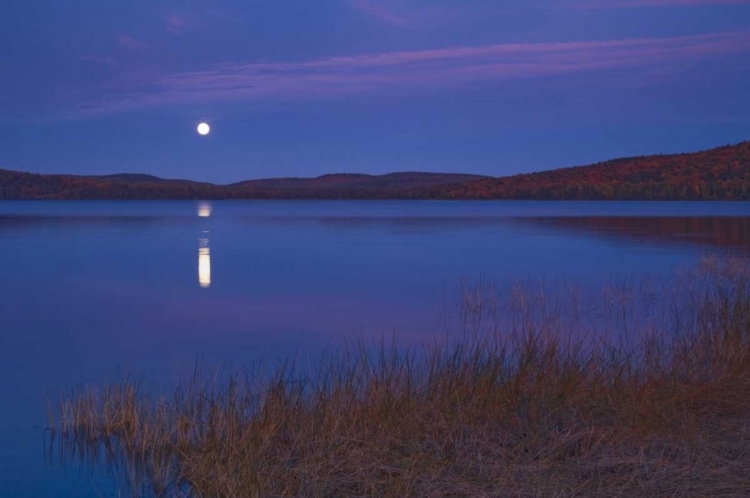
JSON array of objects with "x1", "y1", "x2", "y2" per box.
[{"x1": 1, "y1": 1, "x2": 749, "y2": 183}]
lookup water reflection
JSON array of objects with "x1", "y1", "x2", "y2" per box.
[
  {"x1": 518, "y1": 216, "x2": 750, "y2": 253},
  {"x1": 198, "y1": 202, "x2": 212, "y2": 218},
  {"x1": 199, "y1": 238, "x2": 211, "y2": 288},
  {"x1": 197, "y1": 202, "x2": 212, "y2": 288}
]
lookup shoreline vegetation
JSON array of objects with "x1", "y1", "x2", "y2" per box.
[
  {"x1": 50, "y1": 258, "x2": 750, "y2": 497},
  {"x1": 5, "y1": 140, "x2": 750, "y2": 201}
]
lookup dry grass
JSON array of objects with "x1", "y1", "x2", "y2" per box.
[{"x1": 50, "y1": 257, "x2": 750, "y2": 497}]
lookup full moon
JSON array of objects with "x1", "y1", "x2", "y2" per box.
[{"x1": 197, "y1": 123, "x2": 210, "y2": 136}]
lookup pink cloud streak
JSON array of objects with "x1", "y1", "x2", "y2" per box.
[
  {"x1": 165, "y1": 13, "x2": 189, "y2": 34},
  {"x1": 117, "y1": 35, "x2": 148, "y2": 51},
  {"x1": 77, "y1": 31, "x2": 750, "y2": 116},
  {"x1": 349, "y1": 0, "x2": 410, "y2": 26},
  {"x1": 569, "y1": 0, "x2": 750, "y2": 8}
]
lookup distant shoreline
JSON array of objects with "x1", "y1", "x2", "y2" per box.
[
  {"x1": 2, "y1": 140, "x2": 749, "y2": 201},
  {"x1": 2, "y1": 196, "x2": 749, "y2": 200}
]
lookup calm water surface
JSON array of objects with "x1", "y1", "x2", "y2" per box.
[{"x1": 2, "y1": 200, "x2": 750, "y2": 496}]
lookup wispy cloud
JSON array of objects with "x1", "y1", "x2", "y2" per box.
[
  {"x1": 349, "y1": 0, "x2": 410, "y2": 26},
  {"x1": 568, "y1": 0, "x2": 750, "y2": 9},
  {"x1": 165, "y1": 13, "x2": 190, "y2": 34},
  {"x1": 117, "y1": 35, "x2": 148, "y2": 51},
  {"x1": 75, "y1": 31, "x2": 750, "y2": 116}
]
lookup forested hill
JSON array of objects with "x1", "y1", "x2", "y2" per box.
[
  {"x1": 1, "y1": 141, "x2": 749, "y2": 200},
  {"x1": 0, "y1": 170, "x2": 485, "y2": 200},
  {"x1": 436, "y1": 141, "x2": 750, "y2": 200}
]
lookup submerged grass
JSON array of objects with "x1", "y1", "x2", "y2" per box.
[{"x1": 50, "y1": 257, "x2": 750, "y2": 497}]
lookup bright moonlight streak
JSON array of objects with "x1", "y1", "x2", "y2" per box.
[{"x1": 197, "y1": 123, "x2": 210, "y2": 135}]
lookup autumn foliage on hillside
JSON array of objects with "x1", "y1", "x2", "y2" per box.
[
  {"x1": 440, "y1": 141, "x2": 750, "y2": 200},
  {"x1": 0, "y1": 170, "x2": 484, "y2": 200},
  {"x1": 1, "y1": 141, "x2": 749, "y2": 200},
  {"x1": 0, "y1": 169, "x2": 219, "y2": 200}
]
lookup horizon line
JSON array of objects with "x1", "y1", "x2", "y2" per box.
[{"x1": 2, "y1": 139, "x2": 746, "y2": 185}]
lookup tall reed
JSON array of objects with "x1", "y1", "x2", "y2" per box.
[{"x1": 50, "y1": 258, "x2": 750, "y2": 497}]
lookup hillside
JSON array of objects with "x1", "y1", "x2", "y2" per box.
[
  {"x1": 1, "y1": 141, "x2": 749, "y2": 200},
  {"x1": 229, "y1": 173, "x2": 487, "y2": 199},
  {"x1": 437, "y1": 141, "x2": 750, "y2": 200},
  {"x1": 0, "y1": 169, "x2": 221, "y2": 200},
  {"x1": 232, "y1": 172, "x2": 484, "y2": 189},
  {"x1": 0, "y1": 170, "x2": 484, "y2": 200},
  {"x1": 93, "y1": 173, "x2": 171, "y2": 183}
]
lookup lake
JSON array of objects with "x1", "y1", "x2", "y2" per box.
[{"x1": 2, "y1": 200, "x2": 750, "y2": 496}]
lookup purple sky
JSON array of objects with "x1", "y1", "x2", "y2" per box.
[{"x1": 1, "y1": 0, "x2": 749, "y2": 183}]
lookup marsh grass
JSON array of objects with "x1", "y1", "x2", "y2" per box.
[{"x1": 50, "y1": 257, "x2": 750, "y2": 497}]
